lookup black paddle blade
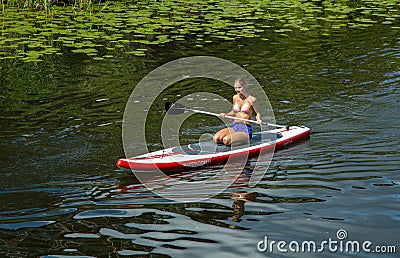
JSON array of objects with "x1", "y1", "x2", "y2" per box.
[{"x1": 165, "y1": 102, "x2": 187, "y2": 114}]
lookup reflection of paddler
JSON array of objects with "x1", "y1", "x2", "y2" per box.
[
  {"x1": 229, "y1": 164, "x2": 253, "y2": 188},
  {"x1": 230, "y1": 192, "x2": 258, "y2": 223}
]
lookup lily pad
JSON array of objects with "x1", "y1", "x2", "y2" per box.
[{"x1": 1, "y1": 0, "x2": 399, "y2": 62}]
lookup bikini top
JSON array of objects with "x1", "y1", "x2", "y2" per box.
[{"x1": 233, "y1": 101, "x2": 250, "y2": 113}]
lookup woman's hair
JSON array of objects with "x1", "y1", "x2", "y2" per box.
[{"x1": 235, "y1": 78, "x2": 248, "y2": 87}]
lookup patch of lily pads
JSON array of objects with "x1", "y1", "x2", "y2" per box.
[{"x1": 0, "y1": 0, "x2": 399, "y2": 62}]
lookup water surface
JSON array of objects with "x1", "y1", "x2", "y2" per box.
[{"x1": 0, "y1": 26, "x2": 399, "y2": 257}]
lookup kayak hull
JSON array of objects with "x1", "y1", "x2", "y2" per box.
[{"x1": 116, "y1": 126, "x2": 310, "y2": 171}]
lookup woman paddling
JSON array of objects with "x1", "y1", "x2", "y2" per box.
[{"x1": 213, "y1": 78, "x2": 262, "y2": 146}]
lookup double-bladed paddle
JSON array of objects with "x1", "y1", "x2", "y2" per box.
[{"x1": 165, "y1": 102, "x2": 288, "y2": 129}]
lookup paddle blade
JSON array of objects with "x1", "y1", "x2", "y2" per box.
[{"x1": 165, "y1": 102, "x2": 187, "y2": 114}]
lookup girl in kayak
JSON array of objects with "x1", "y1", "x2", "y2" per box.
[{"x1": 213, "y1": 78, "x2": 262, "y2": 146}]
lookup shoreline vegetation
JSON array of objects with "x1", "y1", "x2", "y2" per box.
[
  {"x1": 1, "y1": 0, "x2": 105, "y2": 12},
  {"x1": 1, "y1": 0, "x2": 399, "y2": 62}
]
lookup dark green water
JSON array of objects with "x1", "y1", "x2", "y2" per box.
[{"x1": 1, "y1": 25, "x2": 399, "y2": 257}]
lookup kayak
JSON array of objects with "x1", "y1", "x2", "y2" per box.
[{"x1": 116, "y1": 126, "x2": 310, "y2": 171}]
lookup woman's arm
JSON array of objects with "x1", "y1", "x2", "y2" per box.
[
  {"x1": 250, "y1": 96, "x2": 262, "y2": 125},
  {"x1": 220, "y1": 96, "x2": 236, "y2": 117}
]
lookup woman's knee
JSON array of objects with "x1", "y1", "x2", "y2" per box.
[
  {"x1": 213, "y1": 134, "x2": 221, "y2": 143},
  {"x1": 222, "y1": 136, "x2": 231, "y2": 146}
]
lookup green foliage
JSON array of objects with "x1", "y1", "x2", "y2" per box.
[
  {"x1": 1, "y1": 0, "x2": 104, "y2": 13},
  {"x1": 0, "y1": 0, "x2": 399, "y2": 62}
]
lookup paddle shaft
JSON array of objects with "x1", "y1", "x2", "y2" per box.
[{"x1": 189, "y1": 108, "x2": 286, "y2": 128}]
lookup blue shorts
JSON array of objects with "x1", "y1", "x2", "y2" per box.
[{"x1": 231, "y1": 122, "x2": 252, "y2": 139}]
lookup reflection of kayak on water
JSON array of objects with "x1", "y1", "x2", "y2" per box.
[{"x1": 116, "y1": 125, "x2": 311, "y2": 171}]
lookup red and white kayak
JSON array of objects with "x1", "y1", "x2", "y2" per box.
[{"x1": 116, "y1": 126, "x2": 310, "y2": 171}]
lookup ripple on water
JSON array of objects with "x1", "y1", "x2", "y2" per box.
[{"x1": 0, "y1": 190, "x2": 77, "y2": 230}]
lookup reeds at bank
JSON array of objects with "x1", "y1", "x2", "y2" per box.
[{"x1": 1, "y1": 0, "x2": 105, "y2": 14}]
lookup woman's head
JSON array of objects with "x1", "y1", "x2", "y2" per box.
[{"x1": 234, "y1": 78, "x2": 248, "y2": 95}]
